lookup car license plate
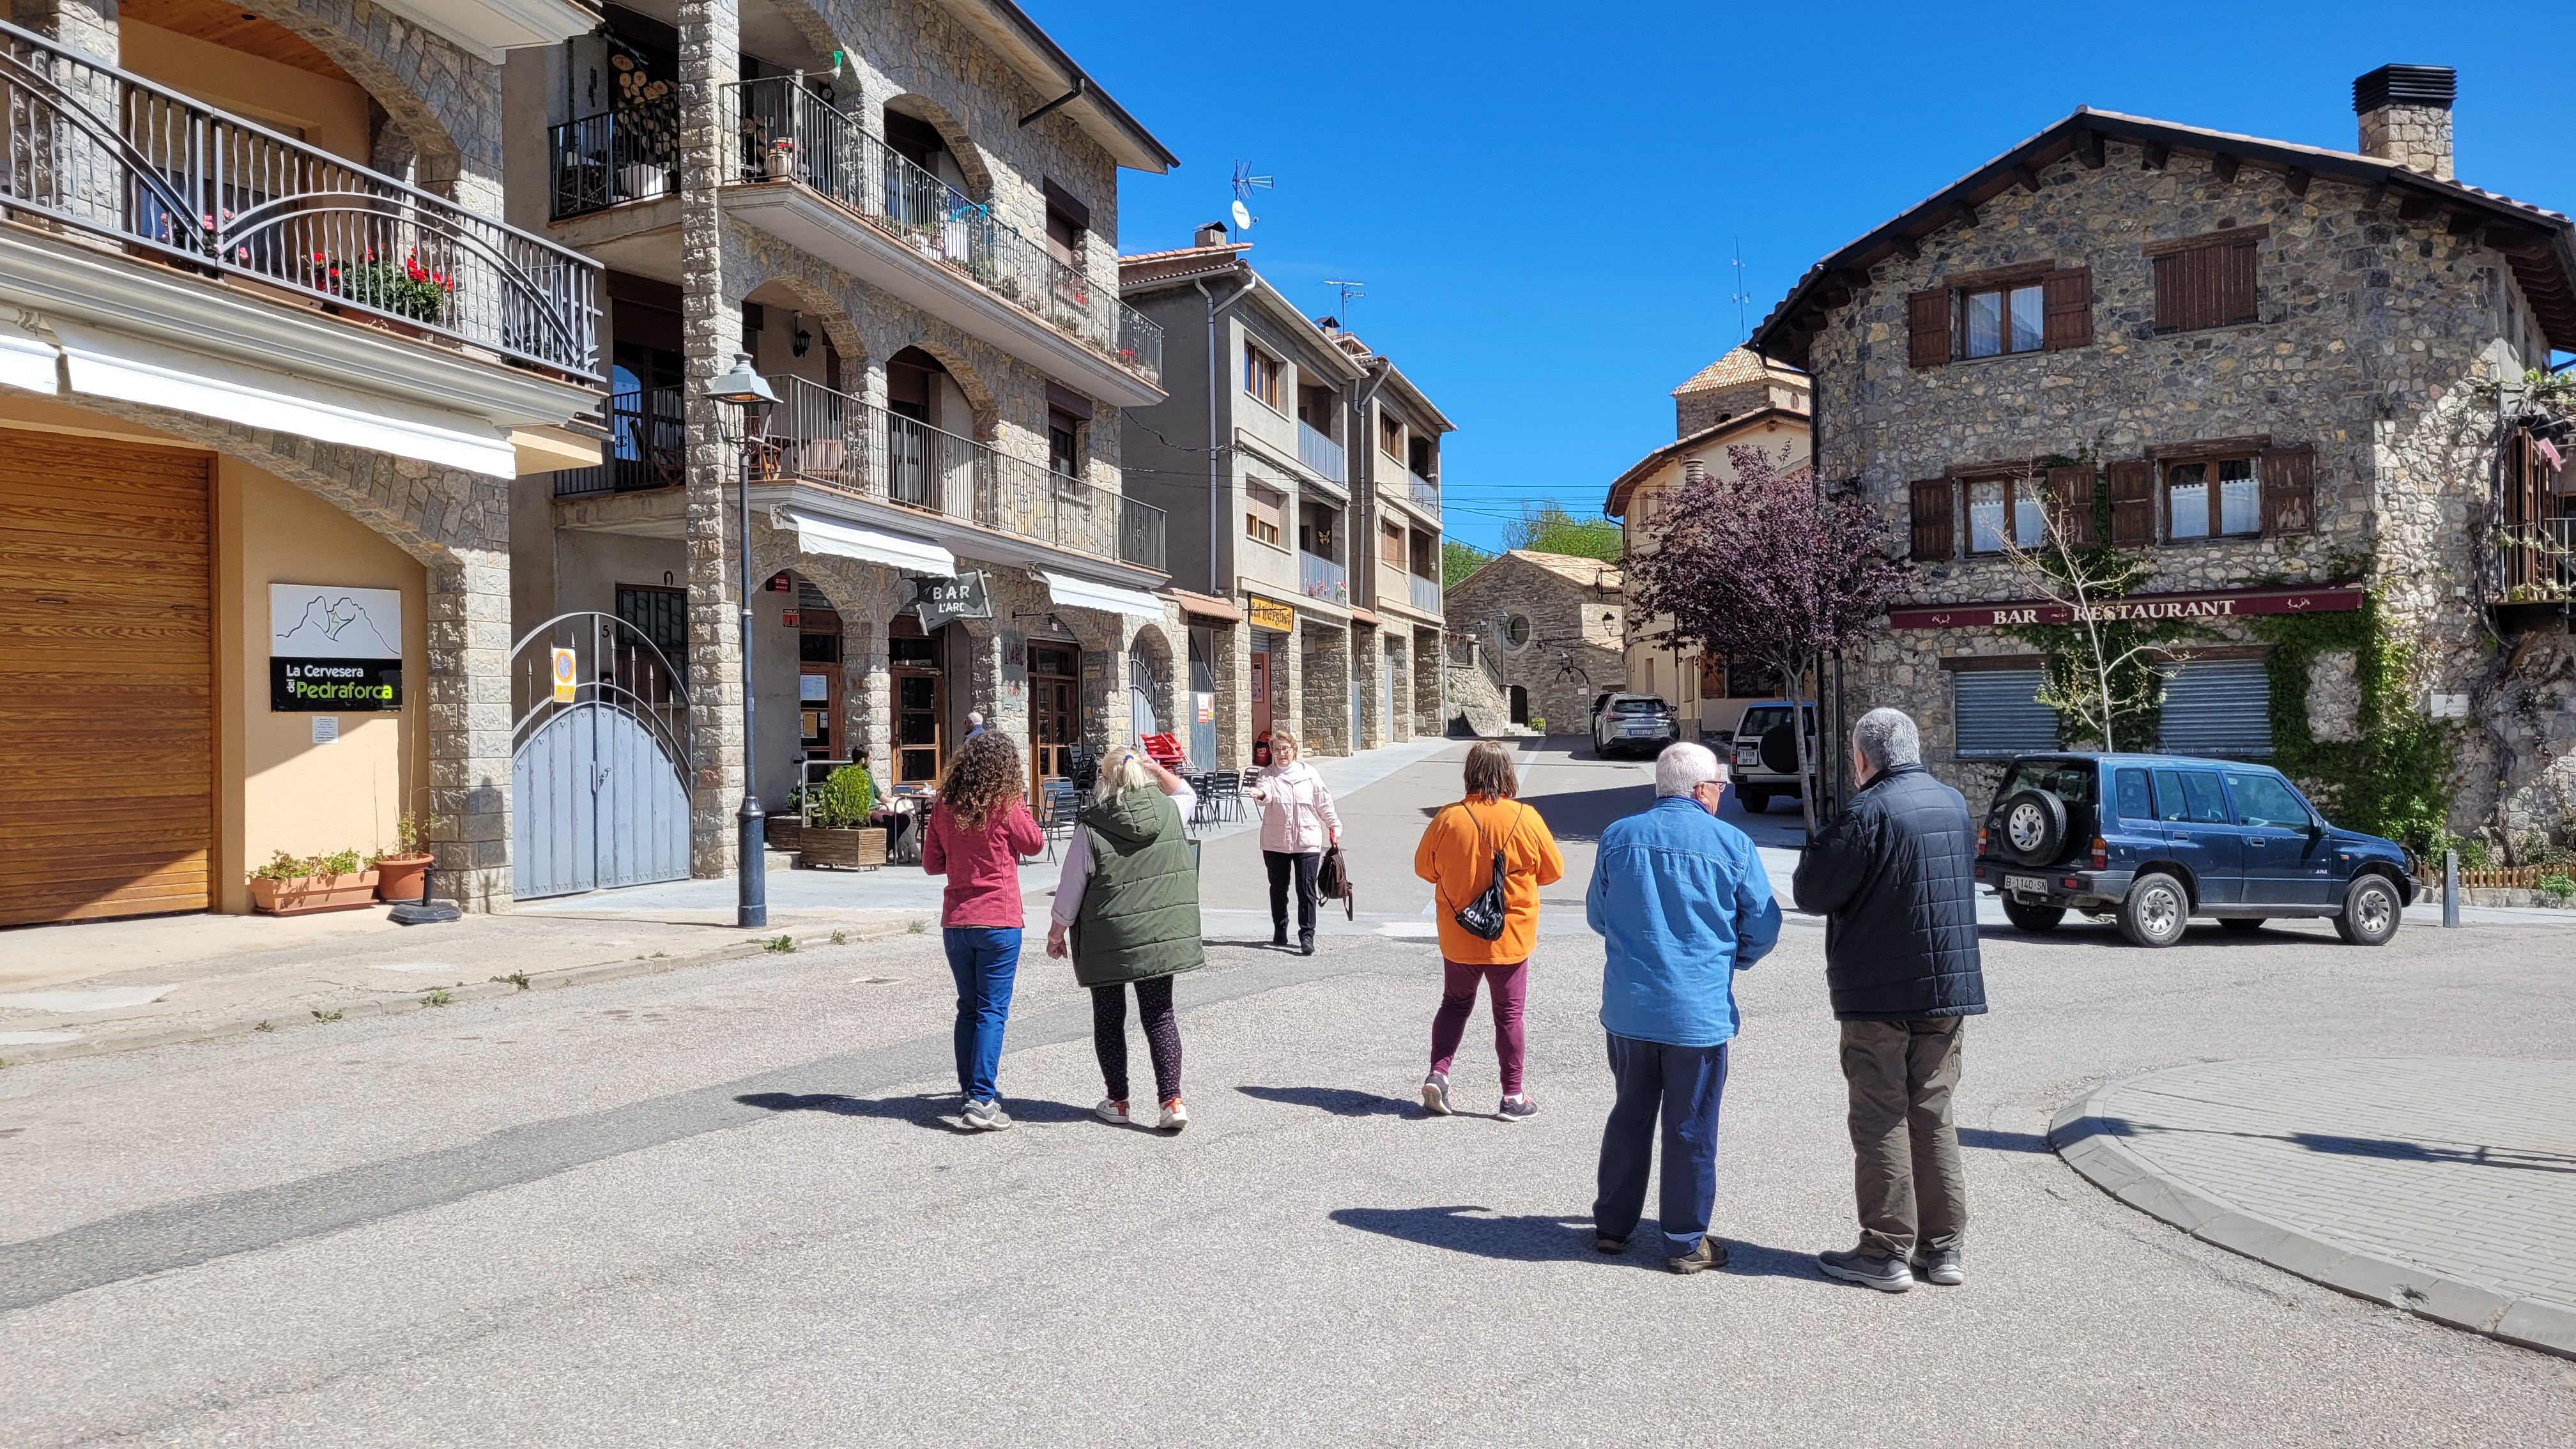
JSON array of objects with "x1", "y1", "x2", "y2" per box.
[{"x1": 2005, "y1": 874, "x2": 2048, "y2": 897}]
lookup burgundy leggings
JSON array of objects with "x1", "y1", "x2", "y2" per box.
[{"x1": 1430, "y1": 960, "x2": 1529, "y2": 1097}]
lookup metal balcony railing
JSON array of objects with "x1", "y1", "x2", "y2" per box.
[
  {"x1": 2494, "y1": 516, "x2": 2576, "y2": 604},
  {"x1": 548, "y1": 102, "x2": 677, "y2": 219},
  {"x1": 1296, "y1": 419, "x2": 1344, "y2": 484},
  {"x1": 1409, "y1": 572, "x2": 1442, "y2": 615},
  {"x1": 1300, "y1": 549, "x2": 1348, "y2": 604},
  {"x1": 724, "y1": 77, "x2": 1163, "y2": 387},
  {"x1": 551, "y1": 385, "x2": 684, "y2": 497},
  {"x1": 1407, "y1": 468, "x2": 1439, "y2": 512},
  {"x1": 763, "y1": 376, "x2": 1165, "y2": 571},
  {"x1": 0, "y1": 19, "x2": 599, "y2": 376}
]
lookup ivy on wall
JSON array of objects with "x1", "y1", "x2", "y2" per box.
[{"x1": 2248, "y1": 594, "x2": 2452, "y2": 854}]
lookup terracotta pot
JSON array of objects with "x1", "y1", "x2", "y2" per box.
[
  {"x1": 250, "y1": 870, "x2": 381, "y2": 916},
  {"x1": 797, "y1": 826, "x2": 886, "y2": 870},
  {"x1": 372, "y1": 854, "x2": 433, "y2": 902}
]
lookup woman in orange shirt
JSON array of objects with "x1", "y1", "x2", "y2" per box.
[{"x1": 1412, "y1": 740, "x2": 1565, "y2": 1119}]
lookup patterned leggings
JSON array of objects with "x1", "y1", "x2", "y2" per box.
[{"x1": 1092, "y1": 976, "x2": 1183, "y2": 1105}]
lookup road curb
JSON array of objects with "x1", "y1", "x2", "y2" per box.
[
  {"x1": 2048, "y1": 1079, "x2": 2576, "y2": 1361},
  {"x1": 0, "y1": 923, "x2": 920, "y2": 1070}
]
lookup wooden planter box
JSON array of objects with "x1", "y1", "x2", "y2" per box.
[
  {"x1": 797, "y1": 826, "x2": 886, "y2": 870},
  {"x1": 765, "y1": 817, "x2": 804, "y2": 852},
  {"x1": 250, "y1": 870, "x2": 381, "y2": 916},
  {"x1": 373, "y1": 854, "x2": 433, "y2": 902}
]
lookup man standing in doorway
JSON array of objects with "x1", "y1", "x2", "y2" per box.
[
  {"x1": 1792, "y1": 707, "x2": 1986, "y2": 1293},
  {"x1": 964, "y1": 710, "x2": 986, "y2": 742}
]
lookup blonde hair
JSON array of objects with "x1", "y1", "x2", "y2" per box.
[
  {"x1": 1268, "y1": 732, "x2": 1301, "y2": 764},
  {"x1": 1093, "y1": 746, "x2": 1154, "y2": 804}
]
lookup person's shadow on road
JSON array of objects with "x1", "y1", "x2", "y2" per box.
[
  {"x1": 1331, "y1": 1204, "x2": 1820, "y2": 1278},
  {"x1": 736, "y1": 1091, "x2": 1098, "y2": 1131},
  {"x1": 1239, "y1": 1085, "x2": 1413, "y2": 1117}
]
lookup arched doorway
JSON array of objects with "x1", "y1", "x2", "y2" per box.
[
  {"x1": 1028, "y1": 639, "x2": 1078, "y2": 783},
  {"x1": 889, "y1": 613, "x2": 945, "y2": 787},
  {"x1": 1508, "y1": 684, "x2": 1529, "y2": 726},
  {"x1": 885, "y1": 346, "x2": 978, "y2": 512}
]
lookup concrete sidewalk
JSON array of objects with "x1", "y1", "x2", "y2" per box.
[{"x1": 2052, "y1": 1057, "x2": 2576, "y2": 1360}]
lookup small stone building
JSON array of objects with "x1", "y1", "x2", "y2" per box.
[
  {"x1": 1445, "y1": 551, "x2": 1625, "y2": 732},
  {"x1": 1749, "y1": 64, "x2": 2576, "y2": 851}
]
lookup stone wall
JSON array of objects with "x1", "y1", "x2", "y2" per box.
[
  {"x1": 1445, "y1": 555, "x2": 1623, "y2": 732},
  {"x1": 1802, "y1": 135, "x2": 2553, "y2": 834}
]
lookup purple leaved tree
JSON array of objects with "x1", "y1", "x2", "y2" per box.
[{"x1": 1625, "y1": 443, "x2": 1908, "y2": 832}]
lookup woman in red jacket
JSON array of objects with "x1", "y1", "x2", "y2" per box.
[{"x1": 919, "y1": 732, "x2": 1045, "y2": 1131}]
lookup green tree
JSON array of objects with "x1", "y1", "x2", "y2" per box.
[
  {"x1": 1441, "y1": 539, "x2": 1493, "y2": 588},
  {"x1": 1504, "y1": 503, "x2": 1623, "y2": 562}
]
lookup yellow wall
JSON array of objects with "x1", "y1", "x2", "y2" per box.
[
  {"x1": 119, "y1": 23, "x2": 372, "y2": 165},
  {"x1": 218, "y1": 462, "x2": 427, "y2": 911}
]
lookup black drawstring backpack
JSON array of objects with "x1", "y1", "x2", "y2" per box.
[{"x1": 1448, "y1": 804, "x2": 1519, "y2": 942}]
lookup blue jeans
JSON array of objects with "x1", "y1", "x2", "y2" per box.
[
  {"x1": 944, "y1": 928, "x2": 1022, "y2": 1103},
  {"x1": 1593, "y1": 1032, "x2": 1730, "y2": 1258}
]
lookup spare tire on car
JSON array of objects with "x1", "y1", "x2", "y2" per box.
[
  {"x1": 1759, "y1": 723, "x2": 1800, "y2": 776},
  {"x1": 1998, "y1": 788, "x2": 2069, "y2": 865}
]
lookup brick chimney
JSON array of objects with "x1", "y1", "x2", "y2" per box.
[
  {"x1": 2354, "y1": 65, "x2": 2455, "y2": 181},
  {"x1": 1193, "y1": 220, "x2": 1229, "y2": 249}
]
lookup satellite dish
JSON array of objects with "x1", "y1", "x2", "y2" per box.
[{"x1": 1229, "y1": 198, "x2": 1252, "y2": 232}]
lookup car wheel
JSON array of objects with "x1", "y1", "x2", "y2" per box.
[
  {"x1": 2334, "y1": 874, "x2": 2402, "y2": 946},
  {"x1": 2117, "y1": 871, "x2": 2189, "y2": 947},
  {"x1": 2218, "y1": 917, "x2": 2264, "y2": 933},
  {"x1": 1998, "y1": 789, "x2": 2069, "y2": 866},
  {"x1": 2001, "y1": 897, "x2": 2066, "y2": 933},
  {"x1": 1738, "y1": 788, "x2": 1769, "y2": 815}
]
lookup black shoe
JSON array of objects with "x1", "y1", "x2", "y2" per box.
[
  {"x1": 1271, "y1": 926, "x2": 1289, "y2": 947},
  {"x1": 1298, "y1": 931, "x2": 1315, "y2": 956},
  {"x1": 1817, "y1": 1245, "x2": 1913, "y2": 1292},
  {"x1": 1593, "y1": 1233, "x2": 1628, "y2": 1255},
  {"x1": 1667, "y1": 1238, "x2": 1729, "y2": 1275}
]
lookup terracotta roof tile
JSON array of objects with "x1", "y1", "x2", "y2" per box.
[
  {"x1": 1506, "y1": 549, "x2": 1623, "y2": 592},
  {"x1": 1672, "y1": 346, "x2": 1805, "y2": 396}
]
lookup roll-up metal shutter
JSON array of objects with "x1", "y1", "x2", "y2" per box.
[
  {"x1": 2157, "y1": 657, "x2": 2273, "y2": 757},
  {"x1": 1951, "y1": 668, "x2": 2058, "y2": 758},
  {"x1": 1250, "y1": 629, "x2": 1289, "y2": 654}
]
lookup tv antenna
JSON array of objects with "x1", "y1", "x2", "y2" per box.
[
  {"x1": 1230, "y1": 160, "x2": 1273, "y2": 231},
  {"x1": 1729, "y1": 236, "x2": 1753, "y2": 341},
  {"x1": 1323, "y1": 277, "x2": 1365, "y2": 318}
]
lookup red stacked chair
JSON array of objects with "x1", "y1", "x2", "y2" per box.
[{"x1": 1142, "y1": 732, "x2": 1186, "y2": 769}]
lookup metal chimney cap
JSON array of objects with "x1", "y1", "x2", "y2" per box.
[{"x1": 2354, "y1": 65, "x2": 2456, "y2": 114}]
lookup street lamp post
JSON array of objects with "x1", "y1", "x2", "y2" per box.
[{"x1": 708, "y1": 351, "x2": 781, "y2": 930}]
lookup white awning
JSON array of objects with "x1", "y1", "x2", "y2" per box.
[
  {"x1": 781, "y1": 506, "x2": 954, "y2": 576},
  {"x1": 47, "y1": 320, "x2": 519, "y2": 477},
  {"x1": 1041, "y1": 569, "x2": 1163, "y2": 620},
  {"x1": 0, "y1": 317, "x2": 57, "y2": 394}
]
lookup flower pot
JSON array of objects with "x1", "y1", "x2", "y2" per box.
[
  {"x1": 373, "y1": 854, "x2": 433, "y2": 902},
  {"x1": 797, "y1": 826, "x2": 886, "y2": 870},
  {"x1": 765, "y1": 152, "x2": 795, "y2": 181},
  {"x1": 250, "y1": 870, "x2": 381, "y2": 916},
  {"x1": 765, "y1": 816, "x2": 804, "y2": 852}
]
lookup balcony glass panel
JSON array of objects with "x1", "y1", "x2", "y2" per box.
[
  {"x1": 1407, "y1": 469, "x2": 1439, "y2": 512},
  {"x1": 1300, "y1": 549, "x2": 1347, "y2": 604},
  {"x1": 719, "y1": 78, "x2": 1162, "y2": 387},
  {"x1": 1296, "y1": 419, "x2": 1344, "y2": 484},
  {"x1": 762, "y1": 377, "x2": 1162, "y2": 571},
  {"x1": 0, "y1": 19, "x2": 599, "y2": 376},
  {"x1": 1409, "y1": 573, "x2": 1441, "y2": 614}
]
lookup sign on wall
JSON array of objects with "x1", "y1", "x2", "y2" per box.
[
  {"x1": 1248, "y1": 597, "x2": 1296, "y2": 633},
  {"x1": 1885, "y1": 585, "x2": 2363, "y2": 632},
  {"x1": 270, "y1": 583, "x2": 403, "y2": 712}
]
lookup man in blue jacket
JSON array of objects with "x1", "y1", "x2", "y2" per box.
[{"x1": 1584, "y1": 740, "x2": 1782, "y2": 1273}]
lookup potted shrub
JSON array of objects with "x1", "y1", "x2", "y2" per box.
[
  {"x1": 797, "y1": 763, "x2": 885, "y2": 869},
  {"x1": 372, "y1": 815, "x2": 434, "y2": 902},
  {"x1": 249, "y1": 848, "x2": 379, "y2": 916}
]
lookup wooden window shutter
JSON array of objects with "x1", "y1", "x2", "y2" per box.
[
  {"x1": 2047, "y1": 463, "x2": 2097, "y2": 546},
  {"x1": 2217, "y1": 241, "x2": 2258, "y2": 326},
  {"x1": 2259, "y1": 444, "x2": 2315, "y2": 535},
  {"x1": 2108, "y1": 459, "x2": 2155, "y2": 546},
  {"x1": 2042, "y1": 267, "x2": 2092, "y2": 350},
  {"x1": 1907, "y1": 289, "x2": 1949, "y2": 368},
  {"x1": 2154, "y1": 243, "x2": 2258, "y2": 332},
  {"x1": 1908, "y1": 479, "x2": 1953, "y2": 560}
]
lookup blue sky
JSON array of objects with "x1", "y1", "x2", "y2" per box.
[{"x1": 1021, "y1": 2, "x2": 2573, "y2": 552}]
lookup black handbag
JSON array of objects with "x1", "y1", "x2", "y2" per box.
[{"x1": 1448, "y1": 804, "x2": 1517, "y2": 942}]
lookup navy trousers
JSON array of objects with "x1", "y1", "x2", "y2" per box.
[{"x1": 1593, "y1": 1032, "x2": 1730, "y2": 1258}]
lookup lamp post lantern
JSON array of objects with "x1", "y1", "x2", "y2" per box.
[{"x1": 707, "y1": 351, "x2": 779, "y2": 929}]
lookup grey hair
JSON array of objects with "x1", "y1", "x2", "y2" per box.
[
  {"x1": 1853, "y1": 707, "x2": 1920, "y2": 772},
  {"x1": 966, "y1": 710, "x2": 985, "y2": 728},
  {"x1": 1092, "y1": 746, "x2": 1154, "y2": 805},
  {"x1": 1654, "y1": 740, "x2": 1724, "y2": 797}
]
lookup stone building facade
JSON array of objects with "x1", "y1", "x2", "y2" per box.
[
  {"x1": 1749, "y1": 65, "x2": 2576, "y2": 850},
  {"x1": 1445, "y1": 551, "x2": 1624, "y2": 733}
]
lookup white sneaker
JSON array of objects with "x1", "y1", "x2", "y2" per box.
[
  {"x1": 1156, "y1": 1098, "x2": 1188, "y2": 1132},
  {"x1": 1095, "y1": 1098, "x2": 1131, "y2": 1125},
  {"x1": 962, "y1": 1098, "x2": 1011, "y2": 1131}
]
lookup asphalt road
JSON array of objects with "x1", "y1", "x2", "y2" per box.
[{"x1": 4, "y1": 741, "x2": 2572, "y2": 1446}]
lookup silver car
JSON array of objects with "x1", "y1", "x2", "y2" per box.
[{"x1": 1592, "y1": 693, "x2": 1678, "y2": 759}]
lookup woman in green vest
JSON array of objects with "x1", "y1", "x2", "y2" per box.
[{"x1": 1046, "y1": 746, "x2": 1203, "y2": 1131}]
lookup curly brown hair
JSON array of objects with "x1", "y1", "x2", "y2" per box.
[{"x1": 936, "y1": 731, "x2": 1025, "y2": 831}]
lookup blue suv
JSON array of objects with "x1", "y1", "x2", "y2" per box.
[{"x1": 1972, "y1": 753, "x2": 2415, "y2": 948}]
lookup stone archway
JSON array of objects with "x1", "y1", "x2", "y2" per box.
[
  {"x1": 1126, "y1": 623, "x2": 1177, "y2": 746},
  {"x1": 228, "y1": 0, "x2": 499, "y2": 211},
  {"x1": 879, "y1": 91, "x2": 996, "y2": 199}
]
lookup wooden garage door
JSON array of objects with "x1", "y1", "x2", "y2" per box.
[{"x1": 0, "y1": 435, "x2": 213, "y2": 924}]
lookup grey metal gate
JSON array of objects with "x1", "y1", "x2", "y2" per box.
[{"x1": 511, "y1": 612, "x2": 693, "y2": 900}]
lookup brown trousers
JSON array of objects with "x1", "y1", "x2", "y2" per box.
[{"x1": 1839, "y1": 1017, "x2": 1967, "y2": 1259}]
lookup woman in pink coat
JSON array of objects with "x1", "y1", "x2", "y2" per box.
[{"x1": 1250, "y1": 732, "x2": 1341, "y2": 955}]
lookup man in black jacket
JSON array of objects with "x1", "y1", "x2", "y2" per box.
[{"x1": 1791, "y1": 707, "x2": 1986, "y2": 1293}]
